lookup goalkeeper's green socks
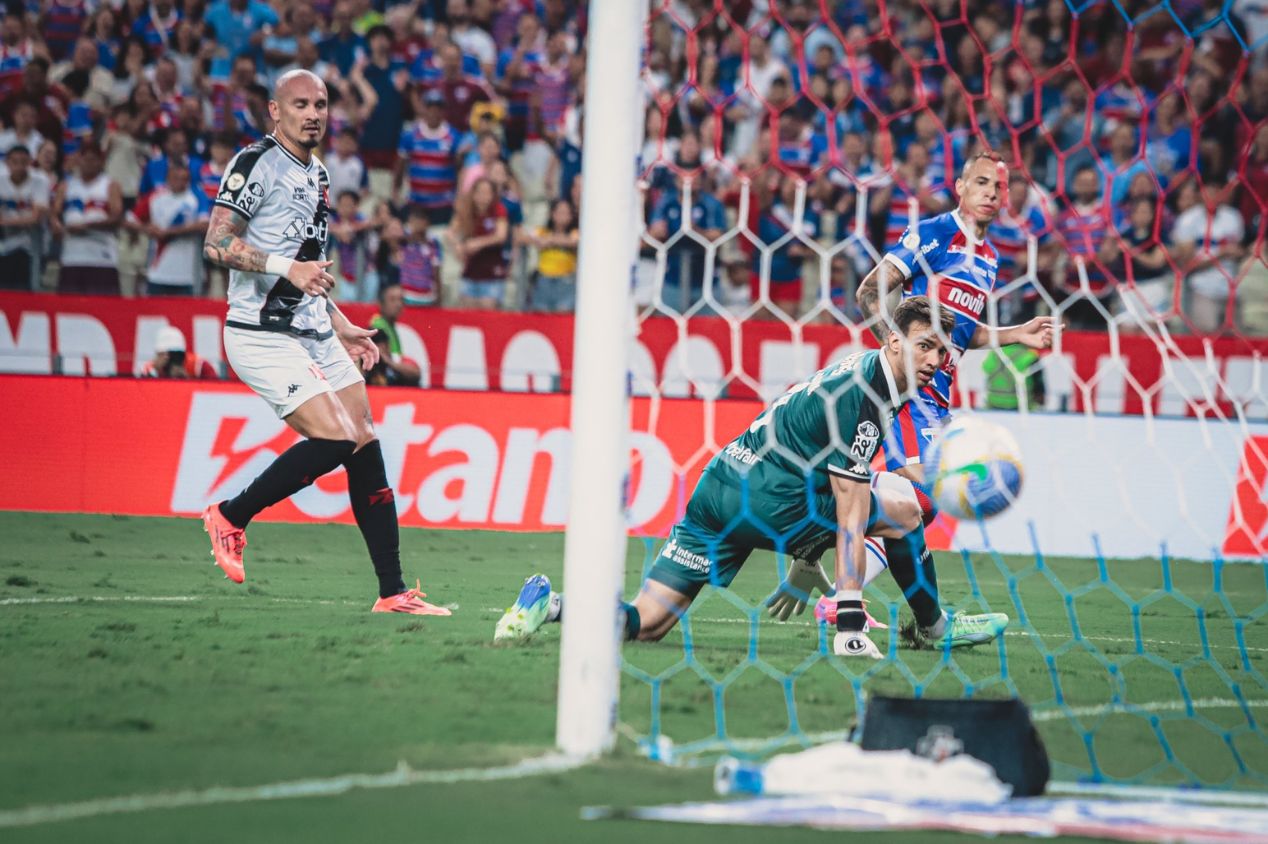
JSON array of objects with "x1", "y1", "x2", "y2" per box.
[
  {"x1": 883, "y1": 524, "x2": 947, "y2": 636},
  {"x1": 621, "y1": 602, "x2": 641, "y2": 641},
  {"x1": 547, "y1": 597, "x2": 639, "y2": 640}
]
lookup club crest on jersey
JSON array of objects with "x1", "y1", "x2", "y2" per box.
[
  {"x1": 849, "y1": 420, "x2": 881, "y2": 462},
  {"x1": 947, "y1": 230, "x2": 999, "y2": 267}
]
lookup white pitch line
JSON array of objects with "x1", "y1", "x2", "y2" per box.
[
  {"x1": 0, "y1": 595, "x2": 462, "y2": 612},
  {"x1": 682, "y1": 616, "x2": 1268, "y2": 654},
  {"x1": 1046, "y1": 780, "x2": 1268, "y2": 808},
  {"x1": 4, "y1": 598, "x2": 1259, "y2": 653},
  {"x1": 1030, "y1": 697, "x2": 1268, "y2": 722},
  {"x1": 0, "y1": 595, "x2": 204, "y2": 606},
  {"x1": 1004, "y1": 631, "x2": 1268, "y2": 655},
  {"x1": 0, "y1": 753, "x2": 586, "y2": 829}
]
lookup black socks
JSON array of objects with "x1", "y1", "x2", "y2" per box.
[
  {"x1": 835, "y1": 591, "x2": 867, "y2": 633},
  {"x1": 343, "y1": 440, "x2": 406, "y2": 599},
  {"x1": 219, "y1": 437, "x2": 406, "y2": 599},
  {"x1": 220, "y1": 438, "x2": 356, "y2": 528},
  {"x1": 883, "y1": 523, "x2": 943, "y2": 630}
]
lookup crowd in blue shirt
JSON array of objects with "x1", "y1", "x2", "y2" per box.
[
  {"x1": 635, "y1": 0, "x2": 1265, "y2": 334},
  {"x1": 0, "y1": 0, "x2": 1262, "y2": 331}
]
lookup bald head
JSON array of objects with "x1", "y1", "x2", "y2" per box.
[
  {"x1": 269, "y1": 70, "x2": 328, "y2": 155},
  {"x1": 274, "y1": 69, "x2": 326, "y2": 102}
]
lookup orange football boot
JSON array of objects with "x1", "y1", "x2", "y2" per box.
[
  {"x1": 372, "y1": 580, "x2": 452, "y2": 616},
  {"x1": 202, "y1": 503, "x2": 246, "y2": 583}
]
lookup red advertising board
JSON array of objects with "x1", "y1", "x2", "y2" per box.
[
  {"x1": 2, "y1": 291, "x2": 1265, "y2": 418},
  {"x1": 0, "y1": 375, "x2": 756, "y2": 537},
  {"x1": 3, "y1": 374, "x2": 1262, "y2": 558},
  {"x1": 1223, "y1": 435, "x2": 1268, "y2": 559}
]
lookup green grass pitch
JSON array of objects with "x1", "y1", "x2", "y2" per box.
[{"x1": 0, "y1": 511, "x2": 1265, "y2": 843}]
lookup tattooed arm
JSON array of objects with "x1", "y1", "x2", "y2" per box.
[
  {"x1": 203, "y1": 205, "x2": 335, "y2": 295},
  {"x1": 856, "y1": 258, "x2": 907, "y2": 344},
  {"x1": 203, "y1": 205, "x2": 269, "y2": 273}
]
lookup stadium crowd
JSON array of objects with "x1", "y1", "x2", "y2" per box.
[{"x1": 0, "y1": 0, "x2": 1263, "y2": 336}]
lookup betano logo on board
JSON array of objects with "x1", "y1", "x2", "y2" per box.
[{"x1": 170, "y1": 392, "x2": 686, "y2": 533}]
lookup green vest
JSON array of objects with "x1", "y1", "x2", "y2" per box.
[
  {"x1": 983, "y1": 346, "x2": 1040, "y2": 411},
  {"x1": 370, "y1": 314, "x2": 402, "y2": 357}
]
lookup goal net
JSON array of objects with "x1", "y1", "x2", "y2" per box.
[{"x1": 605, "y1": 0, "x2": 1268, "y2": 789}]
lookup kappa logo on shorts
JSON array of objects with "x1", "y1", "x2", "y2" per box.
[{"x1": 286, "y1": 384, "x2": 300, "y2": 396}]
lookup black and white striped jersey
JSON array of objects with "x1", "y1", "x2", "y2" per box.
[{"x1": 215, "y1": 134, "x2": 333, "y2": 339}]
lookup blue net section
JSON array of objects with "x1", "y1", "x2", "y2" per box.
[{"x1": 619, "y1": 0, "x2": 1268, "y2": 788}]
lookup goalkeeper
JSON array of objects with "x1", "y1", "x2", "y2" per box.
[{"x1": 495, "y1": 296, "x2": 1008, "y2": 658}]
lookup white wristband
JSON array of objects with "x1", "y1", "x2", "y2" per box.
[{"x1": 265, "y1": 254, "x2": 294, "y2": 278}]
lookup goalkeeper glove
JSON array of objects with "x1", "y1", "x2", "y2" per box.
[
  {"x1": 764, "y1": 557, "x2": 834, "y2": 621},
  {"x1": 833, "y1": 630, "x2": 883, "y2": 659}
]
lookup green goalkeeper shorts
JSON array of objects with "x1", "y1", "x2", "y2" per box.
[{"x1": 647, "y1": 469, "x2": 880, "y2": 598}]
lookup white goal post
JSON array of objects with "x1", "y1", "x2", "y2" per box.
[{"x1": 555, "y1": 0, "x2": 647, "y2": 758}]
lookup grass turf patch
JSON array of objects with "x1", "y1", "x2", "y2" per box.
[{"x1": 1, "y1": 512, "x2": 1265, "y2": 843}]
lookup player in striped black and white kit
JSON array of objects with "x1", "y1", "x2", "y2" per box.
[{"x1": 199, "y1": 69, "x2": 449, "y2": 617}]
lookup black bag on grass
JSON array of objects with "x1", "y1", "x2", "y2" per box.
[{"x1": 859, "y1": 695, "x2": 1050, "y2": 797}]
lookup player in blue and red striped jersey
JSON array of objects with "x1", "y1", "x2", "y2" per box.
[
  {"x1": 852, "y1": 151, "x2": 1056, "y2": 644},
  {"x1": 395, "y1": 87, "x2": 461, "y2": 226}
]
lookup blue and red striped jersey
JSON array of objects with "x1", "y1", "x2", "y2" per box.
[
  {"x1": 1056, "y1": 201, "x2": 1112, "y2": 293},
  {"x1": 397, "y1": 121, "x2": 460, "y2": 208},
  {"x1": 44, "y1": 0, "x2": 87, "y2": 61},
  {"x1": 886, "y1": 209, "x2": 1001, "y2": 406}
]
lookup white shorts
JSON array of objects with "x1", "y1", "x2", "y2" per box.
[{"x1": 224, "y1": 327, "x2": 365, "y2": 418}]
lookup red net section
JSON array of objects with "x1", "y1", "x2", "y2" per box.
[
  {"x1": 637, "y1": 0, "x2": 1266, "y2": 343},
  {"x1": 621, "y1": 3, "x2": 1268, "y2": 780}
]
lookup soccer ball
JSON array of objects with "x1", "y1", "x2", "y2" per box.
[{"x1": 927, "y1": 415, "x2": 1024, "y2": 520}]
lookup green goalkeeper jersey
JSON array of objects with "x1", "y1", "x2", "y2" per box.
[{"x1": 708, "y1": 349, "x2": 903, "y2": 495}]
